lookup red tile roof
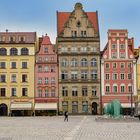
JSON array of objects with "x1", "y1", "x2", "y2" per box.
[
  {"x1": 57, "y1": 11, "x2": 99, "y2": 35},
  {"x1": 108, "y1": 29, "x2": 128, "y2": 33},
  {"x1": 42, "y1": 35, "x2": 52, "y2": 45}
]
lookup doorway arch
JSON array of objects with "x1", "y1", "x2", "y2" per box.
[
  {"x1": 92, "y1": 102, "x2": 98, "y2": 115},
  {"x1": 0, "y1": 103, "x2": 8, "y2": 116}
]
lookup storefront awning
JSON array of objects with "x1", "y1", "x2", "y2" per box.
[
  {"x1": 10, "y1": 103, "x2": 32, "y2": 110},
  {"x1": 35, "y1": 103, "x2": 57, "y2": 110}
]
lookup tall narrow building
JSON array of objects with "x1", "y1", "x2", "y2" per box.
[
  {"x1": 101, "y1": 29, "x2": 137, "y2": 115},
  {"x1": 35, "y1": 35, "x2": 58, "y2": 116},
  {"x1": 56, "y1": 3, "x2": 100, "y2": 114},
  {"x1": 0, "y1": 31, "x2": 36, "y2": 116}
]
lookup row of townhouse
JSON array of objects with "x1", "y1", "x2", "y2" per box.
[{"x1": 0, "y1": 3, "x2": 139, "y2": 116}]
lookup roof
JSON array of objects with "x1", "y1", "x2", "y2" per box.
[
  {"x1": 0, "y1": 32, "x2": 36, "y2": 43},
  {"x1": 57, "y1": 11, "x2": 99, "y2": 35},
  {"x1": 108, "y1": 29, "x2": 128, "y2": 33},
  {"x1": 41, "y1": 35, "x2": 52, "y2": 45}
]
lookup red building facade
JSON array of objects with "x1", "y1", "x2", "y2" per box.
[
  {"x1": 101, "y1": 30, "x2": 137, "y2": 115},
  {"x1": 35, "y1": 35, "x2": 58, "y2": 116}
]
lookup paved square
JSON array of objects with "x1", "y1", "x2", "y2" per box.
[{"x1": 0, "y1": 116, "x2": 140, "y2": 140}]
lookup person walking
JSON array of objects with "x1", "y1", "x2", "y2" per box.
[{"x1": 64, "y1": 111, "x2": 68, "y2": 122}]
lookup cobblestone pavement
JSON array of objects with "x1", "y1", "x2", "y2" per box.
[{"x1": 0, "y1": 116, "x2": 140, "y2": 140}]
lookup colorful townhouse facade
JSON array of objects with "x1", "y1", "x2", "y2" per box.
[
  {"x1": 101, "y1": 29, "x2": 137, "y2": 115},
  {"x1": 0, "y1": 31, "x2": 37, "y2": 116},
  {"x1": 56, "y1": 3, "x2": 101, "y2": 115},
  {"x1": 35, "y1": 35, "x2": 58, "y2": 116}
]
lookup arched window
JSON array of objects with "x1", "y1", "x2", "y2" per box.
[
  {"x1": 91, "y1": 58, "x2": 97, "y2": 66},
  {"x1": 81, "y1": 58, "x2": 87, "y2": 66},
  {"x1": 113, "y1": 84, "x2": 118, "y2": 93},
  {"x1": 10, "y1": 48, "x2": 18, "y2": 55},
  {"x1": 61, "y1": 58, "x2": 68, "y2": 67},
  {"x1": 0, "y1": 48, "x2": 7, "y2": 55},
  {"x1": 71, "y1": 58, "x2": 78, "y2": 67},
  {"x1": 21, "y1": 48, "x2": 29, "y2": 55},
  {"x1": 105, "y1": 84, "x2": 110, "y2": 93}
]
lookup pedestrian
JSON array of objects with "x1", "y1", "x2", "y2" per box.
[{"x1": 64, "y1": 111, "x2": 68, "y2": 122}]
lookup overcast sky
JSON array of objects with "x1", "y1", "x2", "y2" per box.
[{"x1": 0, "y1": 0, "x2": 140, "y2": 50}]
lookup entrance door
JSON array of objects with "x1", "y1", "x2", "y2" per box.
[
  {"x1": 0, "y1": 103, "x2": 8, "y2": 116},
  {"x1": 92, "y1": 102, "x2": 98, "y2": 115}
]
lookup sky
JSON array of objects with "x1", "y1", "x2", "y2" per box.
[{"x1": 0, "y1": 0, "x2": 140, "y2": 50}]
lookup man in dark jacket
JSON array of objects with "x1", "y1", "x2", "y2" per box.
[{"x1": 64, "y1": 111, "x2": 68, "y2": 122}]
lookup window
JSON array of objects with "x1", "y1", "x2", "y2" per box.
[
  {"x1": 38, "y1": 66, "x2": 42, "y2": 72},
  {"x1": 81, "y1": 58, "x2": 87, "y2": 66},
  {"x1": 38, "y1": 90, "x2": 42, "y2": 97},
  {"x1": 11, "y1": 88, "x2": 16, "y2": 96},
  {"x1": 44, "y1": 57, "x2": 48, "y2": 62},
  {"x1": 22, "y1": 88, "x2": 28, "y2": 96},
  {"x1": 44, "y1": 66, "x2": 49, "y2": 72},
  {"x1": 61, "y1": 47, "x2": 68, "y2": 52},
  {"x1": 11, "y1": 62, "x2": 16, "y2": 69},
  {"x1": 72, "y1": 101, "x2": 78, "y2": 113},
  {"x1": 9, "y1": 36, "x2": 15, "y2": 42},
  {"x1": 105, "y1": 74, "x2": 110, "y2": 80},
  {"x1": 45, "y1": 90, "x2": 49, "y2": 97},
  {"x1": 92, "y1": 86, "x2": 97, "y2": 96},
  {"x1": 112, "y1": 52, "x2": 117, "y2": 58},
  {"x1": 38, "y1": 57, "x2": 42, "y2": 62},
  {"x1": 128, "y1": 73, "x2": 132, "y2": 79},
  {"x1": 81, "y1": 31, "x2": 87, "y2": 37},
  {"x1": 45, "y1": 77, "x2": 49, "y2": 84},
  {"x1": 19, "y1": 36, "x2": 25, "y2": 42},
  {"x1": 120, "y1": 74, "x2": 125, "y2": 80},
  {"x1": 0, "y1": 75, "x2": 6, "y2": 82},
  {"x1": 106, "y1": 85, "x2": 110, "y2": 92},
  {"x1": 71, "y1": 58, "x2": 78, "y2": 67},
  {"x1": 0, "y1": 48, "x2": 7, "y2": 55},
  {"x1": 51, "y1": 89, "x2": 55, "y2": 97},
  {"x1": 61, "y1": 71, "x2": 68, "y2": 80},
  {"x1": 22, "y1": 75, "x2": 27, "y2": 82},
  {"x1": 51, "y1": 57, "x2": 54, "y2": 61},
  {"x1": 38, "y1": 77, "x2": 42, "y2": 84},
  {"x1": 82, "y1": 87, "x2": 87, "y2": 96},
  {"x1": 21, "y1": 48, "x2": 29, "y2": 55},
  {"x1": 91, "y1": 70, "x2": 97, "y2": 80},
  {"x1": 82, "y1": 101, "x2": 88, "y2": 113},
  {"x1": 71, "y1": 31, "x2": 77, "y2": 37},
  {"x1": 0, "y1": 36, "x2": 5, "y2": 42},
  {"x1": 113, "y1": 85, "x2": 117, "y2": 92},
  {"x1": 10, "y1": 48, "x2": 18, "y2": 55},
  {"x1": 121, "y1": 85, "x2": 125, "y2": 93},
  {"x1": 44, "y1": 48, "x2": 48, "y2": 53},
  {"x1": 120, "y1": 53, "x2": 125, "y2": 58},
  {"x1": 71, "y1": 47, "x2": 77, "y2": 52},
  {"x1": 61, "y1": 59, "x2": 68, "y2": 67},
  {"x1": 72, "y1": 87, "x2": 78, "y2": 96},
  {"x1": 112, "y1": 73, "x2": 117, "y2": 80},
  {"x1": 120, "y1": 44, "x2": 125, "y2": 49},
  {"x1": 81, "y1": 47, "x2": 87, "y2": 52},
  {"x1": 91, "y1": 58, "x2": 97, "y2": 67},
  {"x1": 128, "y1": 62, "x2": 132, "y2": 68},
  {"x1": 51, "y1": 77, "x2": 55, "y2": 84},
  {"x1": 50, "y1": 66, "x2": 55, "y2": 72},
  {"x1": 120, "y1": 63, "x2": 125, "y2": 69},
  {"x1": 0, "y1": 88, "x2": 6, "y2": 96},
  {"x1": 71, "y1": 71, "x2": 78, "y2": 80},
  {"x1": 11, "y1": 74, "x2": 16, "y2": 82},
  {"x1": 0, "y1": 62, "x2": 5, "y2": 68},
  {"x1": 62, "y1": 101, "x2": 68, "y2": 112},
  {"x1": 105, "y1": 63, "x2": 109, "y2": 68},
  {"x1": 22, "y1": 62, "x2": 27, "y2": 69},
  {"x1": 62, "y1": 87, "x2": 68, "y2": 96},
  {"x1": 128, "y1": 85, "x2": 132, "y2": 92},
  {"x1": 112, "y1": 44, "x2": 116, "y2": 49},
  {"x1": 112, "y1": 63, "x2": 117, "y2": 69},
  {"x1": 81, "y1": 70, "x2": 88, "y2": 79}
]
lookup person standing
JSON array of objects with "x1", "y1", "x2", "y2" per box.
[{"x1": 64, "y1": 111, "x2": 68, "y2": 122}]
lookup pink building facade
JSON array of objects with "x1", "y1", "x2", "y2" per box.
[
  {"x1": 35, "y1": 35, "x2": 58, "y2": 116},
  {"x1": 101, "y1": 30, "x2": 137, "y2": 115}
]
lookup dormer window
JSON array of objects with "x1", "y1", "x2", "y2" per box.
[
  {"x1": 9, "y1": 36, "x2": 15, "y2": 42},
  {"x1": 19, "y1": 36, "x2": 25, "y2": 42},
  {"x1": 44, "y1": 48, "x2": 48, "y2": 53}
]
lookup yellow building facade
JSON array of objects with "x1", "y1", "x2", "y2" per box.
[{"x1": 0, "y1": 32, "x2": 37, "y2": 116}]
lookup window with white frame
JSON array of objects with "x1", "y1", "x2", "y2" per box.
[
  {"x1": 72, "y1": 87, "x2": 78, "y2": 96},
  {"x1": 44, "y1": 66, "x2": 49, "y2": 72},
  {"x1": 113, "y1": 85, "x2": 118, "y2": 92},
  {"x1": 111, "y1": 52, "x2": 117, "y2": 58},
  {"x1": 38, "y1": 77, "x2": 42, "y2": 84},
  {"x1": 112, "y1": 63, "x2": 117, "y2": 69},
  {"x1": 120, "y1": 84, "x2": 125, "y2": 93},
  {"x1": 81, "y1": 58, "x2": 87, "y2": 66},
  {"x1": 71, "y1": 47, "x2": 77, "y2": 52},
  {"x1": 62, "y1": 87, "x2": 68, "y2": 96},
  {"x1": 128, "y1": 84, "x2": 132, "y2": 92},
  {"x1": 120, "y1": 53, "x2": 125, "y2": 58},
  {"x1": 71, "y1": 71, "x2": 78, "y2": 80},
  {"x1": 91, "y1": 70, "x2": 97, "y2": 79},
  {"x1": 112, "y1": 44, "x2": 117, "y2": 49},
  {"x1": 61, "y1": 58, "x2": 68, "y2": 67},
  {"x1": 81, "y1": 47, "x2": 87, "y2": 52},
  {"x1": 120, "y1": 74, "x2": 125, "y2": 80},
  {"x1": 92, "y1": 86, "x2": 97, "y2": 96},
  {"x1": 38, "y1": 66, "x2": 42, "y2": 72},
  {"x1": 71, "y1": 58, "x2": 78, "y2": 67},
  {"x1": 91, "y1": 58, "x2": 97, "y2": 67},
  {"x1": 120, "y1": 44, "x2": 125, "y2": 49},
  {"x1": 81, "y1": 70, "x2": 88, "y2": 79},
  {"x1": 51, "y1": 77, "x2": 55, "y2": 84},
  {"x1": 11, "y1": 74, "x2": 16, "y2": 82},
  {"x1": 105, "y1": 63, "x2": 110, "y2": 68},
  {"x1": 0, "y1": 75, "x2": 6, "y2": 82},
  {"x1": 128, "y1": 73, "x2": 132, "y2": 79},
  {"x1": 11, "y1": 88, "x2": 16, "y2": 96},
  {"x1": 112, "y1": 73, "x2": 117, "y2": 80},
  {"x1": 45, "y1": 89, "x2": 49, "y2": 97},
  {"x1": 38, "y1": 89, "x2": 42, "y2": 97},
  {"x1": 105, "y1": 74, "x2": 110, "y2": 80},
  {"x1": 120, "y1": 63, "x2": 125, "y2": 69},
  {"x1": 61, "y1": 71, "x2": 68, "y2": 80},
  {"x1": 105, "y1": 85, "x2": 110, "y2": 92},
  {"x1": 44, "y1": 77, "x2": 49, "y2": 84},
  {"x1": 82, "y1": 87, "x2": 87, "y2": 96}
]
